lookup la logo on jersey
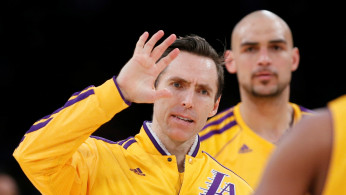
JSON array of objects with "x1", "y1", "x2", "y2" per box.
[{"x1": 199, "y1": 170, "x2": 235, "y2": 195}]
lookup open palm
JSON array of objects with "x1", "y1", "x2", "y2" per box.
[{"x1": 116, "y1": 30, "x2": 180, "y2": 103}]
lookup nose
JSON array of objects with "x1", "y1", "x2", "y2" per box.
[
  {"x1": 181, "y1": 89, "x2": 194, "y2": 109},
  {"x1": 257, "y1": 48, "x2": 271, "y2": 66}
]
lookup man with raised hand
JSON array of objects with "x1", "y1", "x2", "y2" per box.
[{"x1": 14, "y1": 30, "x2": 253, "y2": 194}]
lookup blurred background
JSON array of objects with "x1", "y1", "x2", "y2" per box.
[{"x1": 1, "y1": 0, "x2": 345, "y2": 194}]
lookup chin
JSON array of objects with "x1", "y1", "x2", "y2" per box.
[
  {"x1": 169, "y1": 130, "x2": 193, "y2": 143},
  {"x1": 252, "y1": 88, "x2": 280, "y2": 97}
]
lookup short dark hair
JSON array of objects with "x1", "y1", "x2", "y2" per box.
[{"x1": 155, "y1": 35, "x2": 224, "y2": 101}]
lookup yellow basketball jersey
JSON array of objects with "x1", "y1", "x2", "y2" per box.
[
  {"x1": 322, "y1": 95, "x2": 346, "y2": 195},
  {"x1": 13, "y1": 77, "x2": 253, "y2": 195},
  {"x1": 199, "y1": 102, "x2": 313, "y2": 188}
]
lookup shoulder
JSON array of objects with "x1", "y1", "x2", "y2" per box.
[
  {"x1": 292, "y1": 108, "x2": 332, "y2": 139},
  {"x1": 74, "y1": 136, "x2": 141, "y2": 166},
  {"x1": 199, "y1": 106, "x2": 239, "y2": 139},
  {"x1": 277, "y1": 108, "x2": 332, "y2": 168},
  {"x1": 78, "y1": 136, "x2": 136, "y2": 155},
  {"x1": 205, "y1": 106, "x2": 236, "y2": 125},
  {"x1": 290, "y1": 103, "x2": 315, "y2": 116}
]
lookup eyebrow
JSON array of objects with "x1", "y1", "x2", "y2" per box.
[{"x1": 240, "y1": 39, "x2": 287, "y2": 47}]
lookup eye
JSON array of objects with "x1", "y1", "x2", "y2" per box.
[
  {"x1": 198, "y1": 89, "x2": 209, "y2": 96},
  {"x1": 270, "y1": 42, "x2": 287, "y2": 51},
  {"x1": 244, "y1": 46, "x2": 257, "y2": 53},
  {"x1": 201, "y1": 90, "x2": 208, "y2": 95},
  {"x1": 271, "y1": 45, "x2": 282, "y2": 51},
  {"x1": 173, "y1": 82, "x2": 181, "y2": 88}
]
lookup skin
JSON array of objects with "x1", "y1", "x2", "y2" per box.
[
  {"x1": 152, "y1": 52, "x2": 220, "y2": 170},
  {"x1": 224, "y1": 10, "x2": 300, "y2": 143},
  {"x1": 254, "y1": 109, "x2": 333, "y2": 195},
  {"x1": 0, "y1": 174, "x2": 19, "y2": 195},
  {"x1": 117, "y1": 30, "x2": 220, "y2": 172}
]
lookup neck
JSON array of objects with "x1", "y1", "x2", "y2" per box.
[
  {"x1": 150, "y1": 121, "x2": 196, "y2": 172},
  {"x1": 240, "y1": 93, "x2": 293, "y2": 144}
]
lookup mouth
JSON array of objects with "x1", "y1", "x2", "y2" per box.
[
  {"x1": 256, "y1": 73, "x2": 272, "y2": 78},
  {"x1": 172, "y1": 115, "x2": 194, "y2": 123},
  {"x1": 253, "y1": 71, "x2": 275, "y2": 80}
]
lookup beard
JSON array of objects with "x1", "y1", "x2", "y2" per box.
[
  {"x1": 251, "y1": 84, "x2": 284, "y2": 97},
  {"x1": 245, "y1": 80, "x2": 289, "y2": 98},
  {"x1": 245, "y1": 67, "x2": 290, "y2": 98}
]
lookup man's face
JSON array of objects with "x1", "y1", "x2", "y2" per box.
[
  {"x1": 230, "y1": 16, "x2": 299, "y2": 97},
  {"x1": 153, "y1": 51, "x2": 220, "y2": 143}
]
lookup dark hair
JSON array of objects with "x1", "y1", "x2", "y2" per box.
[{"x1": 155, "y1": 34, "x2": 224, "y2": 101}]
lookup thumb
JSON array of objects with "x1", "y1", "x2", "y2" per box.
[{"x1": 154, "y1": 88, "x2": 173, "y2": 101}]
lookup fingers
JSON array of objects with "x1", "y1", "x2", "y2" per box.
[
  {"x1": 143, "y1": 30, "x2": 165, "y2": 54},
  {"x1": 156, "y1": 48, "x2": 180, "y2": 73},
  {"x1": 134, "y1": 30, "x2": 177, "y2": 62},
  {"x1": 150, "y1": 33, "x2": 177, "y2": 61},
  {"x1": 133, "y1": 30, "x2": 180, "y2": 76},
  {"x1": 134, "y1": 31, "x2": 149, "y2": 54}
]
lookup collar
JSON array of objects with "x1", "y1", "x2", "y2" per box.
[{"x1": 135, "y1": 121, "x2": 201, "y2": 158}]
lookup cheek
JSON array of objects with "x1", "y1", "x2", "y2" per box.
[
  {"x1": 238, "y1": 55, "x2": 256, "y2": 66},
  {"x1": 278, "y1": 64, "x2": 293, "y2": 79},
  {"x1": 154, "y1": 101, "x2": 166, "y2": 116},
  {"x1": 235, "y1": 62, "x2": 252, "y2": 75},
  {"x1": 196, "y1": 101, "x2": 215, "y2": 118},
  {"x1": 236, "y1": 71, "x2": 251, "y2": 84},
  {"x1": 279, "y1": 71, "x2": 292, "y2": 83},
  {"x1": 155, "y1": 98, "x2": 175, "y2": 113}
]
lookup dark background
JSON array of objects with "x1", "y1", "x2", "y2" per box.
[{"x1": 1, "y1": 0, "x2": 345, "y2": 194}]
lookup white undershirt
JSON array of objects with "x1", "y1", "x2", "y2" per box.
[{"x1": 146, "y1": 122, "x2": 198, "y2": 156}]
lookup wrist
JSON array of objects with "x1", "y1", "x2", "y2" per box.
[{"x1": 113, "y1": 76, "x2": 132, "y2": 105}]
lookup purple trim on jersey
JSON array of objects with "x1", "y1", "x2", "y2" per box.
[
  {"x1": 116, "y1": 136, "x2": 134, "y2": 145},
  {"x1": 41, "y1": 107, "x2": 63, "y2": 120},
  {"x1": 40, "y1": 86, "x2": 94, "y2": 120},
  {"x1": 90, "y1": 135, "x2": 118, "y2": 144},
  {"x1": 70, "y1": 85, "x2": 94, "y2": 99},
  {"x1": 63, "y1": 89, "x2": 95, "y2": 108},
  {"x1": 201, "y1": 109, "x2": 234, "y2": 131},
  {"x1": 26, "y1": 118, "x2": 53, "y2": 134},
  {"x1": 18, "y1": 134, "x2": 28, "y2": 144},
  {"x1": 43, "y1": 88, "x2": 95, "y2": 119},
  {"x1": 112, "y1": 76, "x2": 131, "y2": 106},
  {"x1": 191, "y1": 136, "x2": 200, "y2": 157},
  {"x1": 299, "y1": 105, "x2": 313, "y2": 113},
  {"x1": 203, "y1": 151, "x2": 249, "y2": 185},
  {"x1": 90, "y1": 135, "x2": 137, "y2": 149},
  {"x1": 200, "y1": 120, "x2": 237, "y2": 141},
  {"x1": 143, "y1": 121, "x2": 167, "y2": 155},
  {"x1": 123, "y1": 139, "x2": 137, "y2": 149},
  {"x1": 24, "y1": 89, "x2": 95, "y2": 135}
]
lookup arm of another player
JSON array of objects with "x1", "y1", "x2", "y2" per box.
[{"x1": 254, "y1": 109, "x2": 333, "y2": 195}]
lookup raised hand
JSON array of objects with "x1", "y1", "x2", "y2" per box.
[{"x1": 116, "y1": 30, "x2": 180, "y2": 103}]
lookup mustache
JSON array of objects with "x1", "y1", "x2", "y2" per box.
[{"x1": 252, "y1": 67, "x2": 278, "y2": 76}]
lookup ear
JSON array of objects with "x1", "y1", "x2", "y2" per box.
[
  {"x1": 209, "y1": 96, "x2": 221, "y2": 117},
  {"x1": 291, "y1": 47, "x2": 300, "y2": 71},
  {"x1": 224, "y1": 50, "x2": 237, "y2": 74}
]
